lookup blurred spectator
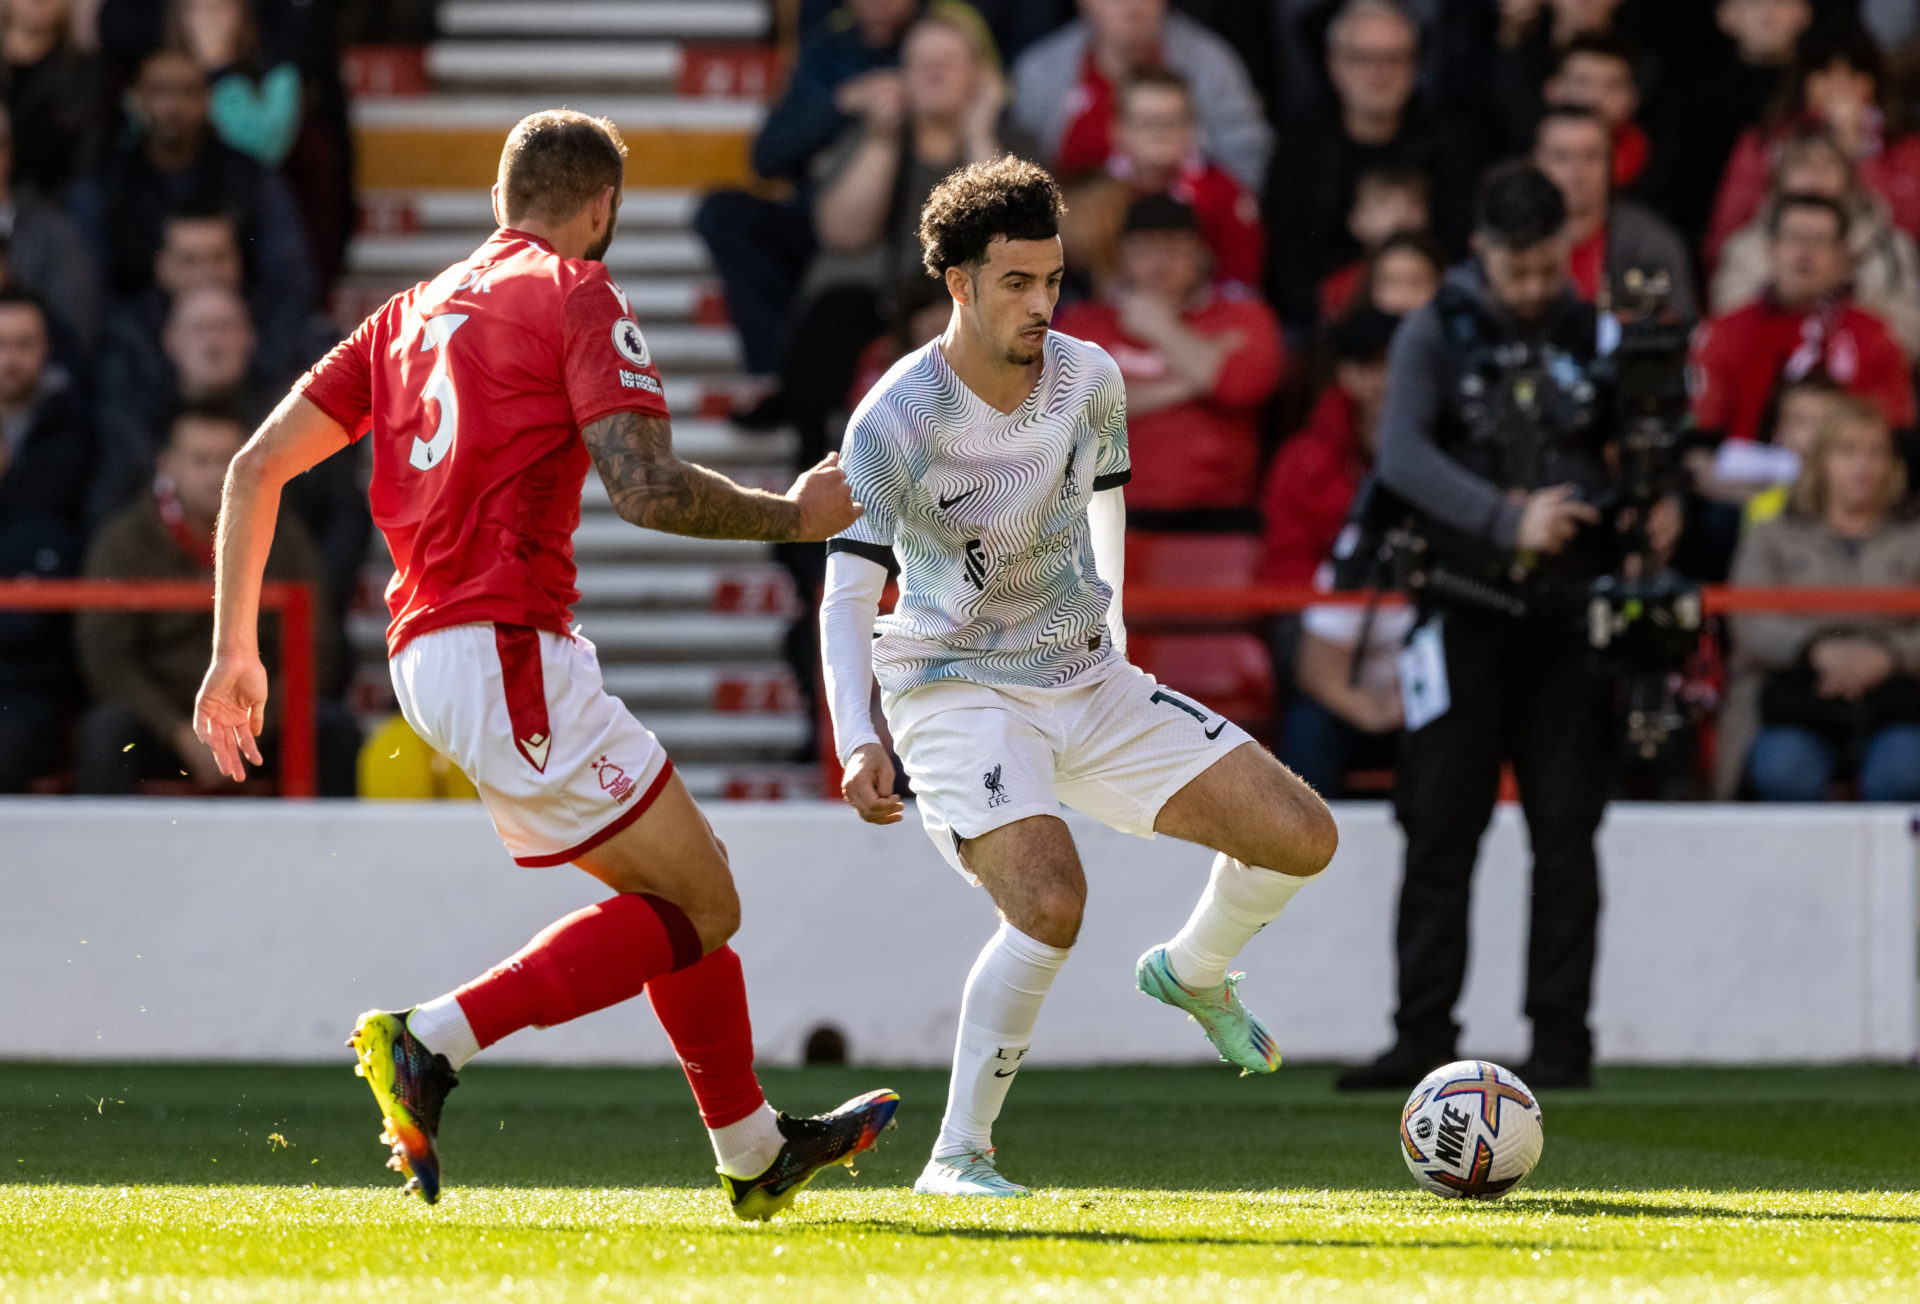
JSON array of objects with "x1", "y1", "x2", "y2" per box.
[
  {"x1": 1258, "y1": 308, "x2": 1421, "y2": 800},
  {"x1": 0, "y1": 289, "x2": 91, "y2": 791},
  {"x1": 792, "y1": 6, "x2": 1026, "y2": 465},
  {"x1": 1543, "y1": 34, "x2": 1652, "y2": 194},
  {"x1": 68, "y1": 48, "x2": 315, "y2": 309},
  {"x1": 1010, "y1": 0, "x2": 1272, "y2": 189},
  {"x1": 93, "y1": 283, "x2": 277, "y2": 521},
  {"x1": 1644, "y1": 0, "x2": 1813, "y2": 243},
  {"x1": 1265, "y1": 0, "x2": 1476, "y2": 330},
  {"x1": 1354, "y1": 227, "x2": 1444, "y2": 317},
  {"x1": 1717, "y1": 395, "x2": 1920, "y2": 801},
  {"x1": 167, "y1": 0, "x2": 300, "y2": 167},
  {"x1": 696, "y1": 0, "x2": 915, "y2": 383},
  {"x1": 1058, "y1": 69, "x2": 1263, "y2": 292},
  {"x1": 1532, "y1": 105, "x2": 1697, "y2": 317},
  {"x1": 1315, "y1": 165, "x2": 1430, "y2": 322},
  {"x1": 1052, "y1": 194, "x2": 1285, "y2": 524},
  {"x1": 1738, "y1": 374, "x2": 1843, "y2": 528},
  {"x1": 74, "y1": 405, "x2": 356, "y2": 795},
  {"x1": 1274, "y1": 0, "x2": 1498, "y2": 130},
  {"x1": 0, "y1": 0, "x2": 106, "y2": 199},
  {"x1": 1259, "y1": 306, "x2": 1398, "y2": 586},
  {"x1": 759, "y1": 0, "x2": 919, "y2": 183},
  {"x1": 1489, "y1": 0, "x2": 1655, "y2": 157},
  {"x1": 0, "y1": 103, "x2": 98, "y2": 350},
  {"x1": 1706, "y1": 22, "x2": 1920, "y2": 268},
  {"x1": 1690, "y1": 193, "x2": 1915, "y2": 447},
  {"x1": 1711, "y1": 123, "x2": 1920, "y2": 357},
  {"x1": 97, "y1": 0, "x2": 356, "y2": 288}
]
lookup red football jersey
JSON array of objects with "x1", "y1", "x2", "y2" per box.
[{"x1": 298, "y1": 229, "x2": 670, "y2": 656}]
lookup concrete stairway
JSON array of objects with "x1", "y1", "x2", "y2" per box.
[{"x1": 345, "y1": 1, "x2": 822, "y2": 801}]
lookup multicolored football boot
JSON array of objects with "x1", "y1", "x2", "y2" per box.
[
  {"x1": 347, "y1": 1009, "x2": 459, "y2": 1204},
  {"x1": 1135, "y1": 945, "x2": 1283, "y2": 1075},
  {"x1": 721, "y1": 1089, "x2": 900, "y2": 1221}
]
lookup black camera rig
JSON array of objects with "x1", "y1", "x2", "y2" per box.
[{"x1": 1332, "y1": 270, "x2": 1705, "y2": 761}]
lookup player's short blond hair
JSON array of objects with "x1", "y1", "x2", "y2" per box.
[{"x1": 497, "y1": 110, "x2": 628, "y2": 225}]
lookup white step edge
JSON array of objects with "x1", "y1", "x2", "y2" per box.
[
  {"x1": 353, "y1": 95, "x2": 762, "y2": 132},
  {"x1": 363, "y1": 187, "x2": 698, "y2": 230},
  {"x1": 441, "y1": 1, "x2": 767, "y2": 39},
  {"x1": 677, "y1": 763, "x2": 820, "y2": 801},
  {"x1": 601, "y1": 662, "x2": 795, "y2": 702},
  {"x1": 635, "y1": 711, "x2": 808, "y2": 750},
  {"x1": 346, "y1": 609, "x2": 788, "y2": 656},
  {"x1": 428, "y1": 41, "x2": 682, "y2": 82},
  {"x1": 347, "y1": 232, "x2": 709, "y2": 275}
]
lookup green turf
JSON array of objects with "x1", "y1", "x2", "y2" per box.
[{"x1": 4, "y1": 1062, "x2": 1917, "y2": 1302}]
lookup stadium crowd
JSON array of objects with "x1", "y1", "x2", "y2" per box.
[
  {"x1": 704, "y1": 0, "x2": 1920, "y2": 804},
  {"x1": 1, "y1": 0, "x2": 1918, "y2": 803}
]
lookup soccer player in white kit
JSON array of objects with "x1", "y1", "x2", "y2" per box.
[{"x1": 820, "y1": 158, "x2": 1341, "y2": 1197}]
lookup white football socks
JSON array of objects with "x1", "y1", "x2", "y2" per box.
[
  {"x1": 931, "y1": 922, "x2": 1070, "y2": 1159},
  {"x1": 407, "y1": 993, "x2": 481, "y2": 1071},
  {"x1": 710, "y1": 1102, "x2": 785, "y2": 1179},
  {"x1": 1164, "y1": 853, "x2": 1320, "y2": 990}
]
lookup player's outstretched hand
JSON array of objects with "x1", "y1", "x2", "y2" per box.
[
  {"x1": 842, "y1": 742, "x2": 905, "y2": 825},
  {"x1": 789, "y1": 452, "x2": 864, "y2": 540},
  {"x1": 193, "y1": 654, "x2": 270, "y2": 782}
]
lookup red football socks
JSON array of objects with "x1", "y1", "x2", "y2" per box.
[
  {"x1": 647, "y1": 945, "x2": 768, "y2": 1129},
  {"x1": 452, "y1": 892, "x2": 702, "y2": 1048}
]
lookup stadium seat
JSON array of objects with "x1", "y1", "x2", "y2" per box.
[
  {"x1": 1125, "y1": 531, "x2": 1263, "y2": 589},
  {"x1": 1130, "y1": 632, "x2": 1274, "y2": 730}
]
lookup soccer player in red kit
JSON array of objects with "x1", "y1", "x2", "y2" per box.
[{"x1": 191, "y1": 110, "x2": 898, "y2": 1219}]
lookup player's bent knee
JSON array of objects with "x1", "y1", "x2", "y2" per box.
[
  {"x1": 686, "y1": 879, "x2": 741, "y2": 954},
  {"x1": 1253, "y1": 790, "x2": 1339, "y2": 879}
]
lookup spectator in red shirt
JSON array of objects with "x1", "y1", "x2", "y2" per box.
[
  {"x1": 1358, "y1": 228, "x2": 1446, "y2": 318},
  {"x1": 1317, "y1": 165, "x2": 1431, "y2": 323},
  {"x1": 1711, "y1": 122, "x2": 1920, "y2": 358},
  {"x1": 1106, "y1": 70, "x2": 1264, "y2": 288},
  {"x1": 1052, "y1": 194, "x2": 1286, "y2": 525},
  {"x1": 1690, "y1": 192, "x2": 1916, "y2": 447},
  {"x1": 1009, "y1": 0, "x2": 1271, "y2": 189},
  {"x1": 1532, "y1": 104, "x2": 1697, "y2": 318},
  {"x1": 1257, "y1": 308, "x2": 1407, "y2": 797},
  {"x1": 1259, "y1": 307, "x2": 1399, "y2": 586},
  {"x1": 1706, "y1": 22, "x2": 1920, "y2": 270},
  {"x1": 1543, "y1": 34, "x2": 1655, "y2": 194}
]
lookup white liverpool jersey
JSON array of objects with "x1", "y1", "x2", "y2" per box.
[{"x1": 831, "y1": 332, "x2": 1132, "y2": 696}]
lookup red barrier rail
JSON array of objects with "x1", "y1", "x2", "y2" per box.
[
  {"x1": 0, "y1": 579, "x2": 316, "y2": 797},
  {"x1": 1125, "y1": 584, "x2": 1920, "y2": 620}
]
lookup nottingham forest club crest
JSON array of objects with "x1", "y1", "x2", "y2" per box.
[{"x1": 592, "y1": 755, "x2": 637, "y2": 804}]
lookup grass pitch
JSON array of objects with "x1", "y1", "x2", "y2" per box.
[{"x1": 3, "y1": 1062, "x2": 1916, "y2": 1302}]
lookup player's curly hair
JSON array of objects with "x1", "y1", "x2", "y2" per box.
[{"x1": 919, "y1": 156, "x2": 1065, "y2": 277}]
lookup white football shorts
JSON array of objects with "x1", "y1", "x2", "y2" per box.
[
  {"x1": 390, "y1": 622, "x2": 673, "y2": 866},
  {"x1": 885, "y1": 657, "x2": 1253, "y2": 881}
]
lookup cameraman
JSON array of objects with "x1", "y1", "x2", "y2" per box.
[{"x1": 1338, "y1": 162, "x2": 1672, "y2": 1092}]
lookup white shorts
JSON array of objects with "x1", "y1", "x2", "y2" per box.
[
  {"x1": 390, "y1": 622, "x2": 673, "y2": 866},
  {"x1": 886, "y1": 657, "x2": 1253, "y2": 880}
]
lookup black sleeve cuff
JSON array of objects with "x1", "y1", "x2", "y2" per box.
[
  {"x1": 827, "y1": 538, "x2": 900, "y2": 575},
  {"x1": 1092, "y1": 470, "x2": 1131, "y2": 492}
]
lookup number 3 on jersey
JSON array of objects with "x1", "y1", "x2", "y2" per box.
[{"x1": 409, "y1": 313, "x2": 470, "y2": 471}]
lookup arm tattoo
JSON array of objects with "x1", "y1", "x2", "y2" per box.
[{"x1": 583, "y1": 411, "x2": 801, "y2": 541}]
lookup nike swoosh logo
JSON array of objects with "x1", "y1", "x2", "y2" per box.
[
  {"x1": 1204, "y1": 721, "x2": 1227, "y2": 740},
  {"x1": 938, "y1": 488, "x2": 979, "y2": 511},
  {"x1": 993, "y1": 1068, "x2": 1019, "y2": 1078}
]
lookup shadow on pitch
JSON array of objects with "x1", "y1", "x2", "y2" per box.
[
  {"x1": 1518, "y1": 1195, "x2": 1920, "y2": 1226},
  {"x1": 808, "y1": 1217, "x2": 1585, "y2": 1252}
]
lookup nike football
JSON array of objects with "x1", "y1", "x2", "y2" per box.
[{"x1": 1399, "y1": 1060, "x2": 1544, "y2": 1199}]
